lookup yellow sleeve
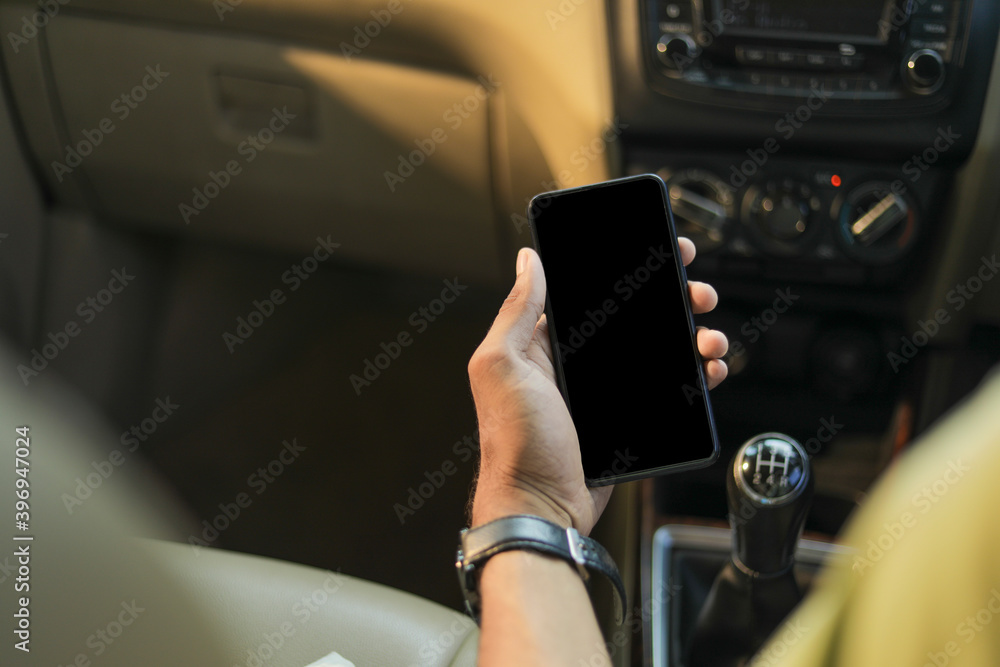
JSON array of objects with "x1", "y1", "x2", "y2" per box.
[{"x1": 758, "y1": 370, "x2": 1000, "y2": 667}]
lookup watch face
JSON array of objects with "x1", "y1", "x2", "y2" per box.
[
  {"x1": 735, "y1": 435, "x2": 808, "y2": 504},
  {"x1": 455, "y1": 547, "x2": 482, "y2": 623}
]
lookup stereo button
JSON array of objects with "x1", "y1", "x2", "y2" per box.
[
  {"x1": 913, "y1": 1, "x2": 949, "y2": 17},
  {"x1": 911, "y1": 20, "x2": 951, "y2": 37},
  {"x1": 661, "y1": 1, "x2": 692, "y2": 24},
  {"x1": 909, "y1": 38, "x2": 950, "y2": 53},
  {"x1": 736, "y1": 46, "x2": 767, "y2": 64},
  {"x1": 804, "y1": 53, "x2": 836, "y2": 69},
  {"x1": 827, "y1": 77, "x2": 854, "y2": 94},
  {"x1": 837, "y1": 55, "x2": 865, "y2": 69},
  {"x1": 774, "y1": 49, "x2": 799, "y2": 66},
  {"x1": 857, "y1": 77, "x2": 883, "y2": 93}
]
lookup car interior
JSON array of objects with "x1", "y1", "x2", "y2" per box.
[{"x1": 2, "y1": 0, "x2": 999, "y2": 665}]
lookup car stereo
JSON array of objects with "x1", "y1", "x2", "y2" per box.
[{"x1": 644, "y1": 0, "x2": 969, "y2": 109}]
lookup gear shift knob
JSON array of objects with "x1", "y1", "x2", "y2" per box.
[
  {"x1": 687, "y1": 433, "x2": 814, "y2": 667},
  {"x1": 728, "y1": 433, "x2": 813, "y2": 575}
]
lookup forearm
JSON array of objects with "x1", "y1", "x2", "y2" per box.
[{"x1": 478, "y1": 549, "x2": 610, "y2": 667}]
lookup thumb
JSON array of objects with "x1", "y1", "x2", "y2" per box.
[{"x1": 485, "y1": 248, "x2": 548, "y2": 355}]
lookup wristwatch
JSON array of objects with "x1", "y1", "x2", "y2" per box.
[{"x1": 455, "y1": 514, "x2": 626, "y2": 624}]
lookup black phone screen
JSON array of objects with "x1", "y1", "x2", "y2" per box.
[{"x1": 530, "y1": 175, "x2": 718, "y2": 484}]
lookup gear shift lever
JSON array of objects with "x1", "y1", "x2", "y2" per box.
[{"x1": 686, "y1": 433, "x2": 814, "y2": 667}]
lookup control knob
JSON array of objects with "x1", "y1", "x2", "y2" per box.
[
  {"x1": 660, "y1": 168, "x2": 734, "y2": 253},
  {"x1": 656, "y1": 33, "x2": 698, "y2": 71},
  {"x1": 836, "y1": 181, "x2": 918, "y2": 264},
  {"x1": 742, "y1": 179, "x2": 820, "y2": 257},
  {"x1": 903, "y1": 49, "x2": 945, "y2": 94}
]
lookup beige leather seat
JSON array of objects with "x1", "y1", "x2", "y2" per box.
[
  {"x1": 0, "y1": 342, "x2": 478, "y2": 666},
  {"x1": 138, "y1": 540, "x2": 480, "y2": 667}
]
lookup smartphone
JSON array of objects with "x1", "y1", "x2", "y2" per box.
[{"x1": 528, "y1": 174, "x2": 719, "y2": 486}]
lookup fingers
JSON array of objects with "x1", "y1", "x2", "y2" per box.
[
  {"x1": 678, "y1": 237, "x2": 718, "y2": 317},
  {"x1": 682, "y1": 245, "x2": 725, "y2": 390},
  {"x1": 678, "y1": 237, "x2": 696, "y2": 267},
  {"x1": 704, "y1": 358, "x2": 728, "y2": 390},
  {"x1": 697, "y1": 328, "x2": 728, "y2": 390},
  {"x1": 689, "y1": 280, "x2": 718, "y2": 314},
  {"x1": 697, "y1": 327, "x2": 728, "y2": 360}
]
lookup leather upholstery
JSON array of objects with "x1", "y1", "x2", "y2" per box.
[
  {"x1": 0, "y1": 342, "x2": 477, "y2": 666},
  {"x1": 138, "y1": 539, "x2": 479, "y2": 667}
]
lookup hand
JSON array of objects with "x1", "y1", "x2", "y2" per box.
[{"x1": 468, "y1": 240, "x2": 728, "y2": 535}]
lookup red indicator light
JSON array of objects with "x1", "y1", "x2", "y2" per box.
[{"x1": 831, "y1": 174, "x2": 842, "y2": 187}]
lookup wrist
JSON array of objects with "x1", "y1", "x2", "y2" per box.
[
  {"x1": 456, "y1": 513, "x2": 628, "y2": 626},
  {"x1": 471, "y1": 484, "x2": 574, "y2": 530}
]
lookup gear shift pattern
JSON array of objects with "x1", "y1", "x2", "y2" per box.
[{"x1": 686, "y1": 433, "x2": 814, "y2": 667}]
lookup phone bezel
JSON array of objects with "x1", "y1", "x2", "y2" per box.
[{"x1": 528, "y1": 173, "x2": 720, "y2": 486}]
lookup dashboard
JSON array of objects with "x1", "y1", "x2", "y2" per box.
[
  {"x1": 618, "y1": 0, "x2": 995, "y2": 284},
  {"x1": 612, "y1": 0, "x2": 999, "y2": 460}
]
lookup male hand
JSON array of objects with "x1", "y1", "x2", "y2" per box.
[{"x1": 468, "y1": 241, "x2": 728, "y2": 535}]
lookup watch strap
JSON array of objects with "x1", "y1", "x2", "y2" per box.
[{"x1": 456, "y1": 514, "x2": 626, "y2": 624}]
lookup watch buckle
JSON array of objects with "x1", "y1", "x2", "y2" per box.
[{"x1": 565, "y1": 527, "x2": 591, "y2": 582}]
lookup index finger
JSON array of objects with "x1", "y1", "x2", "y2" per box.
[{"x1": 678, "y1": 237, "x2": 696, "y2": 267}]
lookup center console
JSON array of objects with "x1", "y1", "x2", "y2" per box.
[{"x1": 610, "y1": 1, "x2": 1000, "y2": 664}]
